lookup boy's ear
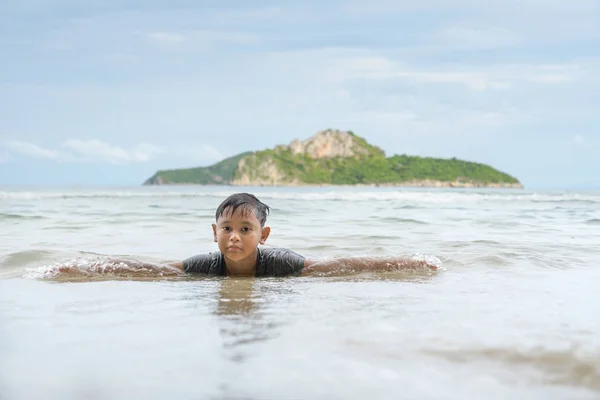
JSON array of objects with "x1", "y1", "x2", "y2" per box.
[
  {"x1": 259, "y1": 226, "x2": 271, "y2": 245},
  {"x1": 212, "y1": 223, "x2": 218, "y2": 242}
]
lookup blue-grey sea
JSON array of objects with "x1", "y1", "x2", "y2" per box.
[{"x1": 1, "y1": 185, "x2": 599, "y2": 400}]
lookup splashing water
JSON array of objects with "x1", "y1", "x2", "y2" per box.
[{"x1": 23, "y1": 256, "x2": 184, "y2": 281}]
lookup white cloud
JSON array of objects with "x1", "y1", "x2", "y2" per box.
[
  {"x1": 62, "y1": 139, "x2": 164, "y2": 164},
  {"x1": 342, "y1": 0, "x2": 600, "y2": 51},
  {"x1": 326, "y1": 54, "x2": 584, "y2": 90},
  {"x1": 352, "y1": 108, "x2": 527, "y2": 137},
  {"x1": 130, "y1": 143, "x2": 165, "y2": 161},
  {"x1": 326, "y1": 55, "x2": 507, "y2": 90},
  {"x1": 344, "y1": 0, "x2": 599, "y2": 15},
  {"x1": 2, "y1": 139, "x2": 165, "y2": 164},
  {"x1": 0, "y1": 139, "x2": 229, "y2": 165},
  {"x1": 6, "y1": 141, "x2": 64, "y2": 160}
]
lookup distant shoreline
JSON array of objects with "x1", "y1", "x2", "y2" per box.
[{"x1": 144, "y1": 180, "x2": 524, "y2": 189}]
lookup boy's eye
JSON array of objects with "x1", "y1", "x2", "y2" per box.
[
  {"x1": 242, "y1": 227, "x2": 251, "y2": 232},
  {"x1": 223, "y1": 226, "x2": 231, "y2": 231}
]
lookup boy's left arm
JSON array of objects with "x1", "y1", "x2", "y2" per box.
[{"x1": 301, "y1": 256, "x2": 437, "y2": 275}]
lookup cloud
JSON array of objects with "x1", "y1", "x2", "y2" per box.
[
  {"x1": 351, "y1": 108, "x2": 527, "y2": 138},
  {"x1": 1, "y1": 139, "x2": 227, "y2": 165},
  {"x1": 343, "y1": 0, "x2": 599, "y2": 16},
  {"x1": 325, "y1": 53, "x2": 585, "y2": 90},
  {"x1": 341, "y1": 0, "x2": 600, "y2": 53},
  {"x1": 62, "y1": 139, "x2": 164, "y2": 164},
  {"x1": 327, "y1": 55, "x2": 503, "y2": 89},
  {"x1": 6, "y1": 141, "x2": 64, "y2": 161},
  {"x1": 2, "y1": 139, "x2": 165, "y2": 164}
]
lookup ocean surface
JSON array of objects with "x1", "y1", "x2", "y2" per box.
[{"x1": 1, "y1": 185, "x2": 599, "y2": 400}]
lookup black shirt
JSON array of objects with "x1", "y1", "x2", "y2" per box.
[{"x1": 182, "y1": 247, "x2": 305, "y2": 277}]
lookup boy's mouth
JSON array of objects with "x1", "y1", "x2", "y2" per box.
[{"x1": 228, "y1": 246, "x2": 242, "y2": 251}]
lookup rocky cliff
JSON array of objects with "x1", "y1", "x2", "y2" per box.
[
  {"x1": 287, "y1": 129, "x2": 377, "y2": 158},
  {"x1": 231, "y1": 129, "x2": 385, "y2": 186}
]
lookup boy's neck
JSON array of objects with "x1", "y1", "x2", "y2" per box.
[{"x1": 224, "y1": 249, "x2": 259, "y2": 277}]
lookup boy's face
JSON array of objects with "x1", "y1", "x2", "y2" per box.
[{"x1": 212, "y1": 206, "x2": 270, "y2": 263}]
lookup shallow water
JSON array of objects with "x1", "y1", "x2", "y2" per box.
[{"x1": 1, "y1": 186, "x2": 599, "y2": 399}]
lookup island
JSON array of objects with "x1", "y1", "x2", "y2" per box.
[{"x1": 143, "y1": 129, "x2": 523, "y2": 188}]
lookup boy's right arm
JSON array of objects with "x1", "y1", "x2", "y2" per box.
[
  {"x1": 107, "y1": 258, "x2": 185, "y2": 274},
  {"x1": 91, "y1": 254, "x2": 210, "y2": 275},
  {"x1": 55, "y1": 258, "x2": 186, "y2": 277},
  {"x1": 101, "y1": 258, "x2": 186, "y2": 275}
]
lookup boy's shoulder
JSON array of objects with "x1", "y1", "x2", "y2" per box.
[
  {"x1": 257, "y1": 246, "x2": 305, "y2": 277},
  {"x1": 259, "y1": 246, "x2": 303, "y2": 256},
  {"x1": 182, "y1": 251, "x2": 224, "y2": 275}
]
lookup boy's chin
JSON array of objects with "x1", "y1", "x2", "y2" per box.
[{"x1": 223, "y1": 250, "x2": 249, "y2": 260}]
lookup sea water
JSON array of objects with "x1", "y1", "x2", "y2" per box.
[{"x1": 1, "y1": 185, "x2": 599, "y2": 399}]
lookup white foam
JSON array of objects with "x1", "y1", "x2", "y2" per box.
[
  {"x1": 2, "y1": 189, "x2": 599, "y2": 204},
  {"x1": 411, "y1": 253, "x2": 445, "y2": 270}
]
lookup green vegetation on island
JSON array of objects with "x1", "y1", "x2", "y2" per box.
[
  {"x1": 144, "y1": 130, "x2": 522, "y2": 188},
  {"x1": 237, "y1": 149, "x2": 519, "y2": 186},
  {"x1": 144, "y1": 152, "x2": 251, "y2": 185}
]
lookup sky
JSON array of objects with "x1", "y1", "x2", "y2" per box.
[{"x1": 0, "y1": 0, "x2": 598, "y2": 189}]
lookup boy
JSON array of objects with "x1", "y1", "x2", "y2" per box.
[
  {"x1": 57, "y1": 192, "x2": 437, "y2": 278},
  {"x1": 165, "y1": 192, "x2": 437, "y2": 277}
]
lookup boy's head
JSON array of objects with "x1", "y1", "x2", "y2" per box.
[
  {"x1": 215, "y1": 193, "x2": 270, "y2": 227},
  {"x1": 212, "y1": 193, "x2": 271, "y2": 263}
]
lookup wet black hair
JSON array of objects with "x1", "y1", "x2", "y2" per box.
[{"x1": 215, "y1": 193, "x2": 271, "y2": 227}]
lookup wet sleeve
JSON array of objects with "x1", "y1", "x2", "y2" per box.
[
  {"x1": 267, "y1": 248, "x2": 306, "y2": 277},
  {"x1": 182, "y1": 253, "x2": 214, "y2": 274}
]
